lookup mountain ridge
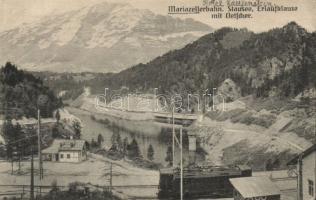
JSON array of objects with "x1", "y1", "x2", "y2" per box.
[
  {"x1": 0, "y1": 2, "x2": 212, "y2": 73},
  {"x1": 31, "y1": 22, "x2": 316, "y2": 107},
  {"x1": 99, "y1": 22, "x2": 316, "y2": 100}
]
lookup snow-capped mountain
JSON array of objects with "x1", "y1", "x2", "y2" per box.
[{"x1": 0, "y1": 2, "x2": 212, "y2": 72}]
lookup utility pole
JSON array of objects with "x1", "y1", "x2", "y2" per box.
[
  {"x1": 314, "y1": 116, "x2": 316, "y2": 198},
  {"x1": 172, "y1": 106, "x2": 175, "y2": 168},
  {"x1": 38, "y1": 109, "x2": 43, "y2": 180},
  {"x1": 11, "y1": 157, "x2": 13, "y2": 175},
  {"x1": 180, "y1": 127, "x2": 183, "y2": 200},
  {"x1": 110, "y1": 162, "x2": 113, "y2": 194},
  {"x1": 298, "y1": 154, "x2": 303, "y2": 200},
  {"x1": 30, "y1": 146, "x2": 34, "y2": 200},
  {"x1": 18, "y1": 143, "x2": 21, "y2": 173},
  {"x1": 171, "y1": 107, "x2": 183, "y2": 200}
]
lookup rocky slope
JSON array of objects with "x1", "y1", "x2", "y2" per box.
[
  {"x1": 0, "y1": 2, "x2": 212, "y2": 73},
  {"x1": 194, "y1": 98, "x2": 314, "y2": 170}
]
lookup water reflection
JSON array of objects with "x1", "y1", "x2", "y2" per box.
[{"x1": 68, "y1": 107, "x2": 190, "y2": 165}]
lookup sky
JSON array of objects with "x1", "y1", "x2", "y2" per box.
[{"x1": 0, "y1": 0, "x2": 315, "y2": 32}]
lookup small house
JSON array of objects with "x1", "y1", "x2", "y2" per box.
[
  {"x1": 230, "y1": 176, "x2": 281, "y2": 200},
  {"x1": 42, "y1": 139, "x2": 87, "y2": 163}
]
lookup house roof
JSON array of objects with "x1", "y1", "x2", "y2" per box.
[
  {"x1": 42, "y1": 139, "x2": 86, "y2": 154},
  {"x1": 229, "y1": 176, "x2": 280, "y2": 198},
  {"x1": 287, "y1": 144, "x2": 316, "y2": 165}
]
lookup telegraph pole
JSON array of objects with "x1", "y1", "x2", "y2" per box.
[
  {"x1": 11, "y1": 157, "x2": 13, "y2": 174},
  {"x1": 298, "y1": 154, "x2": 303, "y2": 200},
  {"x1": 37, "y1": 109, "x2": 43, "y2": 180},
  {"x1": 18, "y1": 144, "x2": 21, "y2": 172},
  {"x1": 171, "y1": 105, "x2": 184, "y2": 200},
  {"x1": 110, "y1": 162, "x2": 113, "y2": 194},
  {"x1": 30, "y1": 146, "x2": 34, "y2": 200},
  {"x1": 314, "y1": 116, "x2": 316, "y2": 198},
  {"x1": 180, "y1": 127, "x2": 183, "y2": 200},
  {"x1": 172, "y1": 106, "x2": 175, "y2": 168},
  {"x1": 37, "y1": 95, "x2": 48, "y2": 180}
]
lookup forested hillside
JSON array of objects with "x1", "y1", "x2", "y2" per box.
[
  {"x1": 0, "y1": 62, "x2": 62, "y2": 118},
  {"x1": 103, "y1": 22, "x2": 316, "y2": 98},
  {"x1": 36, "y1": 22, "x2": 316, "y2": 109}
]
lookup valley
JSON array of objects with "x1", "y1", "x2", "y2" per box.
[
  {"x1": 65, "y1": 89, "x2": 313, "y2": 171},
  {"x1": 0, "y1": 2, "x2": 315, "y2": 197}
]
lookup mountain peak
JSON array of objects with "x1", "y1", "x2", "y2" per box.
[{"x1": 0, "y1": 2, "x2": 212, "y2": 73}]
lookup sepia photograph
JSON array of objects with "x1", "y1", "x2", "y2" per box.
[{"x1": 0, "y1": 0, "x2": 315, "y2": 199}]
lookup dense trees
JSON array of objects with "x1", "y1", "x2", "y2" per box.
[
  {"x1": 1, "y1": 119, "x2": 36, "y2": 160},
  {"x1": 0, "y1": 62, "x2": 62, "y2": 118},
  {"x1": 2, "y1": 120, "x2": 21, "y2": 159},
  {"x1": 109, "y1": 131, "x2": 143, "y2": 159},
  {"x1": 0, "y1": 63, "x2": 65, "y2": 158},
  {"x1": 101, "y1": 23, "x2": 311, "y2": 103}
]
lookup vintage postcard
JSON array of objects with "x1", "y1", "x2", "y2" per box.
[{"x1": 0, "y1": 0, "x2": 315, "y2": 199}]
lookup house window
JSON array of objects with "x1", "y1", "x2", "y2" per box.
[
  {"x1": 67, "y1": 154, "x2": 70, "y2": 159},
  {"x1": 309, "y1": 179, "x2": 314, "y2": 196},
  {"x1": 60, "y1": 154, "x2": 64, "y2": 159}
]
